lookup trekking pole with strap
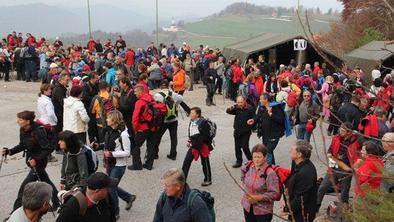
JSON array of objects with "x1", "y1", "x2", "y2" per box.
[{"x1": 0, "y1": 153, "x2": 7, "y2": 174}]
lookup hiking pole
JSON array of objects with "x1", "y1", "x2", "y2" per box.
[{"x1": 0, "y1": 154, "x2": 6, "y2": 174}]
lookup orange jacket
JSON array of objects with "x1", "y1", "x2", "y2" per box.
[
  {"x1": 172, "y1": 69, "x2": 186, "y2": 92},
  {"x1": 255, "y1": 76, "x2": 264, "y2": 96}
]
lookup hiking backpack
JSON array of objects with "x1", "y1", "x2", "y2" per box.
[
  {"x1": 287, "y1": 90, "x2": 298, "y2": 107},
  {"x1": 160, "y1": 189, "x2": 216, "y2": 222},
  {"x1": 92, "y1": 95, "x2": 116, "y2": 128},
  {"x1": 159, "y1": 91, "x2": 178, "y2": 121},
  {"x1": 141, "y1": 100, "x2": 167, "y2": 132},
  {"x1": 200, "y1": 118, "x2": 217, "y2": 144},
  {"x1": 82, "y1": 145, "x2": 98, "y2": 175},
  {"x1": 58, "y1": 186, "x2": 87, "y2": 216}
]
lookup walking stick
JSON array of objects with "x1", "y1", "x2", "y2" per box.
[{"x1": 0, "y1": 154, "x2": 6, "y2": 174}]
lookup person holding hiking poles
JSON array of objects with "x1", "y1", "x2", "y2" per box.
[{"x1": 1, "y1": 111, "x2": 59, "y2": 217}]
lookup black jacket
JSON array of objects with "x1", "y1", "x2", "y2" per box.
[
  {"x1": 204, "y1": 68, "x2": 217, "y2": 84},
  {"x1": 56, "y1": 190, "x2": 116, "y2": 222},
  {"x1": 118, "y1": 87, "x2": 137, "y2": 136},
  {"x1": 52, "y1": 84, "x2": 67, "y2": 128},
  {"x1": 188, "y1": 118, "x2": 213, "y2": 151},
  {"x1": 255, "y1": 105, "x2": 285, "y2": 139},
  {"x1": 82, "y1": 81, "x2": 99, "y2": 112},
  {"x1": 285, "y1": 160, "x2": 318, "y2": 222},
  {"x1": 338, "y1": 102, "x2": 362, "y2": 130},
  {"x1": 226, "y1": 104, "x2": 255, "y2": 135},
  {"x1": 9, "y1": 123, "x2": 52, "y2": 168}
]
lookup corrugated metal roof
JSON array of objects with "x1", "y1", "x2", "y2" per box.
[{"x1": 345, "y1": 41, "x2": 394, "y2": 61}]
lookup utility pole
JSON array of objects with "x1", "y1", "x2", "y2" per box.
[
  {"x1": 156, "y1": 0, "x2": 159, "y2": 47},
  {"x1": 87, "y1": 0, "x2": 92, "y2": 38}
]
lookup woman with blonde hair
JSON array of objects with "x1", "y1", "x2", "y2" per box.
[{"x1": 92, "y1": 110, "x2": 136, "y2": 219}]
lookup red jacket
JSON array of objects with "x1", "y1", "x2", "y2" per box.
[
  {"x1": 373, "y1": 86, "x2": 391, "y2": 111},
  {"x1": 329, "y1": 134, "x2": 360, "y2": 165},
  {"x1": 355, "y1": 155, "x2": 383, "y2": 196},
  {"x1": 231, "y1": 64, "x2": 243, "y2": 84},
  {"x1": 358, "y1": 114, "x2": 379, "y2": 138},
  {"x1": 125, "y1": 50, "x2": 135, "y2": 66},
  {"x1": 26, "y1": 36, "x2": 36, "y2": 46},
  {"x1": 87, "y1": 40, "x2": 96, "y2": 51},
  {"x1": 132, "y1": 93, "x2": 153, "y2": 132}
]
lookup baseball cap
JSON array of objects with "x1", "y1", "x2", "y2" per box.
[{"x1": 86, "y1": 172, "x2": 118, "y2": 190}]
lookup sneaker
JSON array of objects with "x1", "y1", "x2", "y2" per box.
[
  {"x1": 127, "y1": 165, "x2": 143, "y2": 171},
  {"x1": 166, "y1": 154, "x2": 176, "y2": 160},
  {"x1": 125, "y1": 195, "x2": 137, "y2": 210},
  {"x1": 232, "y1": 163, "x2": 242, "y2": 168},
  {"x1": 201, "y1": 181, "x2": 212, "y2": 186}
]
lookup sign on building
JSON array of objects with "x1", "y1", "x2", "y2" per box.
[{"x1": 294, "y1": 39, "x2": 307, "y2": 51}]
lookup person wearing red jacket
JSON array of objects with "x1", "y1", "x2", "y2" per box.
[
  {"x1": 87, "y1": 37, "x2": 96, "y2": 52},
  {"x1": 124, "y1": 48, "x2": 135, "y2": 77},
  {"x1": 230, "y1": 59, "x2": 244, "y2": 101},
  {"x1": 129, "y1": 84, "x2": 156, "y2": 171},
  {"x1": 373, "y1": 80, "x2": 392, "y2": 111},
  {"x1": 316, "y1": 122, "x2": 362, "y2": 210},
  {"x1": 25, "y1": 33, "x2": 36, "y2": 47},
  {"x1": 355, "y1": 141, "x2": 384, "y2": 197}
]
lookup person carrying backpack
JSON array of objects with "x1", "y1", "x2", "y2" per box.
[
  {"x1": 153, "y1": 168, "x2": 213, "y2": 222},
  {"x1": 92, "y1": 110, "x2": 136, "y2": 219},
  {"x1": 182, "y1": 107, "x2": 213, "y2": 186},
  {"x1": 240, "y1": 144, "x2": 281, "y2": 222},
  {"x1": 153, "y1": 80, "x2": 187, "y2": 160},
  {"x1": 58, "y1": 130, "x2": 90, "y2": 191},
  {"x1": 129, "y1": 84, "x2": 165, "y2": 171},
  {"x1": 1, "y1": 111, "x2": 60, "y2": 216},
  {"x1": 90, "y1": 81, "x2": 119, "y2": 143}
]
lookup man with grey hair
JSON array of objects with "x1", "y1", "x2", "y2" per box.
[
  {"x1": 381, "y1": 132, "x2": 394, "y2": 193},
  {"x1": 8, "y1": 181, "x2": 53, "y2": 222},
  {"x1": 153, "y1": 168, "x2": 211, "y2": 222}
]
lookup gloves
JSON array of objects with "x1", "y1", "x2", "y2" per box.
[{"x1": 1, "y1": 147, "x2": 9, "y2": 156}]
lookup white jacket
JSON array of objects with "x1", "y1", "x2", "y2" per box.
[
  {"x1": 37, "y1": 95, "x2": 57, "y2": 126},
  {"x1": 111, "y1": 128, "x2": 131, "y2": 167},
  {"x1": 63, "y1": 96, "x2": 90, "y2": 133},
  {"x1": 276, "y1": 87, "x2": 290, "y2": 111}
]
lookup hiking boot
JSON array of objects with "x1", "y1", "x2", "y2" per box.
[
  {"x1": 154, "y1": 154, "x2": 159, "y2": 160},
  {"x1": 206, "y1": 98, "x2": 210, "y2": 106},
  {"x1": 166, "y1": 154, "x2": 176, "y2": 161},
  {"x1": 125, "y1": 195, "x2": 137, "y2": 211},
  {"x1": 201, "y1": 181, "x2": 212, "y2": 186},
  {"x1": 143, "y1": 163, "x2": 153, "y2": 171},
  {"x1": 128, "y1": 165, "x2": 142, "y2": 171},
  {"x1": 48, "y1": 154, "x2": 58, "y2": 162},
  {"x1": 115, "y1": 214, "x2": 120, "y2": 221},
  {"x1": 232, "y1": 162, "x2": 242, "y2": 168}
]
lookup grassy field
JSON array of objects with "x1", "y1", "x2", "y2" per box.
[{"x1": 162, "y1": 15, "x2": 336, "y2": 49}]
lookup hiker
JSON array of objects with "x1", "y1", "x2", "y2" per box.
[
  {"x1": 56, "y1": 172, "x2": 117, "y2": 222},
  {"x1": 92, "y1": 110, "x2": 136, "y2": 219},
  {"x1": 214, "y1": 56, "x2": 225, "y2": 95},
  {"x1": 1, "y1": 111, "x2": 59, "y2": 214},
  {"x1": 128, "y1": 84, "x2": 159, "y2": 171},
  {"x1": 204, "y1": 61, "x2": 217, "y2": 106},
  {"x1": 7, "y1": 182, "x2": 53, "y2": 222},
  {"x1": 63, "y1": 85, "x2": 90, "y2": 144},
  {"x1": 285, "y1": 141, "x2": 318, "y2": 222},
  {"x1": 226, "y1": 96, "x2": 255, "y2": 168},
  {"x1": 52, "y1": 73, "x2": 70, "y2": 136},
  {"x1": 58, "y1": 130, "x2": 89, "y2": 191},
  {"x1": 171, "y1": 60, "x2": 186, "y2": 95},
  {"x1": 153, "y1": 168, "x2": 212, "y2": 222},
  {"x1": 294, "y1": 90, "x2": 320, "y2": 142},
  {"x1": 181, "y1": 107, "x2": 213, "y2": 186},
  {"x1": 263, "y1": 73, "x2": 280, "y2": 101},
  {"x1": 250, "y1": 93, "x2": 285, "y2": 165},
  {"x1": 153, "y1": 80, "x2": 186, "y2": 160},
  {"x1": 240, "y1": 144, "x2": 281, "y2": 222},
  {"x1": 90, "y1": 81, "x2": 119, "y2": 143},
  {"x1": 316, "y1": 122, "x2": 361, "y2": 211},
  {"x1": 81, "y1": 72, "x2": 100, "y2": 143},
  {"x1": 381, "y1": 132, "x2": 394, "y2": 193},
  {"x1": 118, "y1": 77, "x2": 137, "y2": 149}
]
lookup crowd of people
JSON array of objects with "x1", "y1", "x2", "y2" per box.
[{"x1": 0, "y1": 31, "x2": 393, "y2": 222}]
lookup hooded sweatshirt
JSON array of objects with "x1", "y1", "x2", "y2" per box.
[{"x1": 63, "y1": 96, "x2": 90, "y2": 133}]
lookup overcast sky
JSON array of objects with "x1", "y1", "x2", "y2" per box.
[{"x1": 3, "y1": 0, "x2": 343, "y2": 18}]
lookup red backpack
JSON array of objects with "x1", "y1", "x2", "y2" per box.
[
  {"x1": 141, "y1": 100, "x2": 167, "y2": 132},
  {"x1": 287, "y1": 89, "x2": 298, "y2": 107}
]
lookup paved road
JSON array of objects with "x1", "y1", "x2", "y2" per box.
[{"x1": 0, "y1": 80, "x2": 334, "y2": 221}]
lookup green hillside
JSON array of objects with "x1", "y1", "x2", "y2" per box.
[{"x1": 160, "y1": 15, "x2": 336, "y2": 49}]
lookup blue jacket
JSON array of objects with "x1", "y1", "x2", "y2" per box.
[
  {"x1": 105, "y1": 68, "x2": 116, "y2": 86},
  {"x1": 153, "y1": 184, "x2": 211, "y2": 222}
]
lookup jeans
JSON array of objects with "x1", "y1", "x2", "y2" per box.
[
  {"x1": 234, "y1": 132, "x2": 252, "y2": 164},
  {"x1": 182, "y1": 148, "x2": 212, "y2": 182},
  {"x1": 155, "y1": 121, "x2": 178, "y2": 157},
  {"x1": 317, "y1": 170, "x2": 352, "y2": 208},
  {"x1": 262, "y1": 138, "x2": 279, "y2": 165},
  {"x1": 25, "y1": 60, "x2": 37, "y2": 81},
  {"x1": 297, "y1": 123, "x2": 311, "y2": 142},
  {"x1": 106, "y1": 166, "x2": 132, "y2": 215},
  {"x1": 13, "y1": 164, "x2": 59, "y2": 212},
  {"x1": 244, "y1": 208, "x2": 273, "y2": 222}
]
